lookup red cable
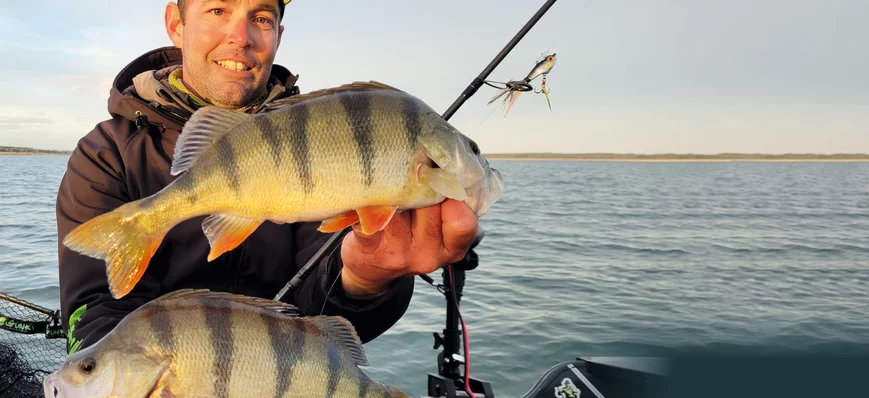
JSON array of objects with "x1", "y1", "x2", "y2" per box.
[{"x1": 448, "y1": 264, "x2": 474, "y2": 397}]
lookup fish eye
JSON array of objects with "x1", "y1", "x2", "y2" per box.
[
  {"x1": 80, "y1": 358, "x2": 96, "y2": 374},
  {"x1": 468, "y1": 140, "x2": 480, "y2": 155}
]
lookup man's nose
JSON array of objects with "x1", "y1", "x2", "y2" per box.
[{"x1": 225, "y1": 17, "x2": 253, "y2": 47}]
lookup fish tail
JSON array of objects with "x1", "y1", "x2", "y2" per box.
[{"x1": 63, "y1": 203, "x2": 167, "y2": 299}]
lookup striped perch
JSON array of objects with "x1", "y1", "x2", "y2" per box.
[
  {"x1": 43, "y1": 289, "x2": 411, "y2": 397},
  {"x1": 62, "y1": 81, "x2": 505, "y2": 300}
]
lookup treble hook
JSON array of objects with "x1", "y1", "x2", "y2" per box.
[{"x1": 534, "y1": 77, "x2": 552, "y2": 111}]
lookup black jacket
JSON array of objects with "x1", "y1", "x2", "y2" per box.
[{"x1": 55, "y1": 46, "x2": 415, "y2": 353}]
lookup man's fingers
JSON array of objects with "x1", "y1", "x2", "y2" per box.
[
  {"x1": 344, "y1": 201, "x2": 476, "y2": 277},
  {"x1": 411, "y1": 203, "x2": 444, "y2": 246},
  {"x1": 440, "y1": 199, "x2": 478, "y2": 264},
  {"x1": 383, "y1": 209, "x2": 412, "y2": 241},
  {"x1": 407, "y1": 203, "x2": 444, "y2": 273}
]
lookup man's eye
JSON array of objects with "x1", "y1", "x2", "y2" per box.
[
  {"x1": 255, "y1": 16, "x2": 272, "y2": 25},
  {"x1": 210, "y1": 9, "x2": 224, "y2": 16}
]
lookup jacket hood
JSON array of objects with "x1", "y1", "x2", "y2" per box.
[{"x1": 106, "y1": 46, "x2": 299, "y2": 130}]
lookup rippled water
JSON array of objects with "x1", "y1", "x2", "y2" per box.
[{"x1": 2, "y1": 156, "x2": 869, "y2": 397}]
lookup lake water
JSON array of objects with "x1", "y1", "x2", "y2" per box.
[{"x1": 2, "y1": 155, "x2": 869, "y2": 397}]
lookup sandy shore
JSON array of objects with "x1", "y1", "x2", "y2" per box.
[{"x1": 3, "y1": 151, "x2": 867, "y2": 162}]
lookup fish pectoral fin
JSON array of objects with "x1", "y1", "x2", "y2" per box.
[
  {"x1": 171, "y1": 107, "x2": 250, "y2": 176},
  {"x1": 201, "y1": 214, "x2": 264, "y2": 261},
  {"x1": 355, "y1": 205, "x2": 398, "y2": 235},
  {"x1": 306, "y1": 316, "x2": 369, "y2": 367},
  {"x1": 419, "y1": 165, "x2": 467, "y2": 201},
  {"x1": 144, "y1": 357, "x2": 174, "y2": 398},
  {"x1": 318, "y1": 210, "x2": 361, "y2": 233}
]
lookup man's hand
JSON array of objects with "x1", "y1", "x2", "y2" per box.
[{"x1": 339, "y1": 199, "x2": 479, "y2": 296}]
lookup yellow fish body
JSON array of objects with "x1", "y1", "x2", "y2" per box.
[
  {"x1": 43, "y1": 289, "x2": 411, "y2": 397},
  {"x1": 63, "y1": 81, "x2": 504, "y2": 299}
]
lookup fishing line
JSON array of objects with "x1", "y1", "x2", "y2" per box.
[
  {"x1": 467, "y1": 103, "x2": 500, "y2": 137},
  {"x1": 320, "y1": 268, "x2": 343, "y2": 316},
  {"x1": 539, "y1": 2, "x2": 582, "y2": 57}
]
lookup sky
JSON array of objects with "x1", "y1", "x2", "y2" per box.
[{"x1": 0, "y1": 0, "x2": 867, "y2": 154}]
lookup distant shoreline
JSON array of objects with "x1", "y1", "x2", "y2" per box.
[
  {"x1": 3, "y1": 149, "x2": 869, "y2": 162},
  {"x1": 486, "y1": 157, "x2": 869, "y2": 162},
  {"x1": 484, "y1": 153, "x2": 869, "y2": 162}
]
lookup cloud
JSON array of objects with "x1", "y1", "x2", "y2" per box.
[
  {"x1": 0, "y1": 116, "x2": 54, "y2": 130},
  {"x1": 1, "y1": 0, "x2": 868, "y2": 153}
]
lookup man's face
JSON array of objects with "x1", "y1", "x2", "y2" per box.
[{"x1": 166, "y1": 0, "x2": 283, "y2": 108}]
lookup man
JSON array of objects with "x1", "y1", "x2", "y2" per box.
[{"x1": 56, "y1": 0, "x2": 479, "y2": 354}]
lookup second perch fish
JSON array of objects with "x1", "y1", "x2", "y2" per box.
[
  {"x1": 43, "y1": 289, "x2": 411, "y2": 397},
  {"x1": 62, "y1": 81, "x2": 504, "y2": 299}
]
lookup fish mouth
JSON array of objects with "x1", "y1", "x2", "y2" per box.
[
  {"x1": 43, "y1": 374, "x2": 60, "y2": 398},
  {"x1": 214, "y1": 58, "x2": 254, "y2": 72},
  {"x1": 467, "y1": 167, "x2": 504, "y2": 217}
]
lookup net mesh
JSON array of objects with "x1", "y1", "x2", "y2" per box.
[{"x1": 0, "y1": 293, "x2": 67, "y2": 398}]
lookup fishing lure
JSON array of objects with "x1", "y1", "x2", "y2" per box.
[{"x1": 486, "y1": 53, "x2": 556, "y2": 117}]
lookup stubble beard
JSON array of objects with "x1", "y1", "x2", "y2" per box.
[{"x1": 186, "y1": 58, "x2": 273, "y2": 109}]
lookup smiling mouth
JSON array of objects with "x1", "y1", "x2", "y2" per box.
[{"x1": 215, "y1": 60, "x2": 252, "y2": 72}]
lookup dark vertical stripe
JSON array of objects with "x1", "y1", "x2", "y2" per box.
[
  {"x1": 357, "y1": 375, "x2": 371, "y2": 398},
  {"x1": 289, "y1": 103, "x2": 312, "y2": 193},
  {"x1": 262, "y1": 313, "x2": 305, "y2": 398},
  {"x1": 401, "y1": 95, "x2": 421, "y2": 148},
  {"x1": 216, "y1": 138, "x2": 241, "y2": 194},
  {"x1": 326, "y1": 342, "x2": 342, "y2": 397},
  {"x1": 339, "y1": 92, "x2": 374, "y2": 186},
  {"x1": 257, "y1": 108, "x2": 312, "y2": 193},
  {"x1": 256, "y1": 114, "x2": 283, "y2": 169},
  {"x1": 205, "y1": 300, "x2": 234, "y2": 398},
  {"x1": 147, "y1": 303, "x2": 175, "y2": 352}
]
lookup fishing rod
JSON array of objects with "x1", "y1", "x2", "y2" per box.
[
  {"x1": 276, "y1": 1, "x2": 558, "y2": 396},
  {"x1": 276, "y1": 0, "x2": 557, "y2": 304}
]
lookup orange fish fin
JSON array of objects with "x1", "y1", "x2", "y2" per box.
[
  {"x1": 318, "y1": 210, "x2": 360, "y2": 233},
  {"x1": 201, "y1": 214, "x2": 264, "y2": 262},
  {"x1": 61, "y1": 203, "x2": 167, "y2": 299},
  {"x1": 356, "y1": 205, "x2": 399, "y2": 235}
]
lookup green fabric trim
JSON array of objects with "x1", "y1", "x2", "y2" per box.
[
  {"x1": 67, "y1": 304, "x2": 87, "y2": 355},
  {"x1": 168, "y1": 68, "x2": 208, "y2": 107},
  {"x1": 167, "y1": 68, "x2": 269, "y2": 112}
]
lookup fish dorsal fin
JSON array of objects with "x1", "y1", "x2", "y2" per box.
[
  {"x1": 259, "y1": 81, "x2": 406, "y2": 113},
  {"x1": 171, "y1": 107, "x2": 251, "y2": 176},
  {"x1": 306, "y1": 315, "x2": 369, "y2": 367},
  {"x1": 148, "y1": 289, "x2": 300, "y2": 317}
]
